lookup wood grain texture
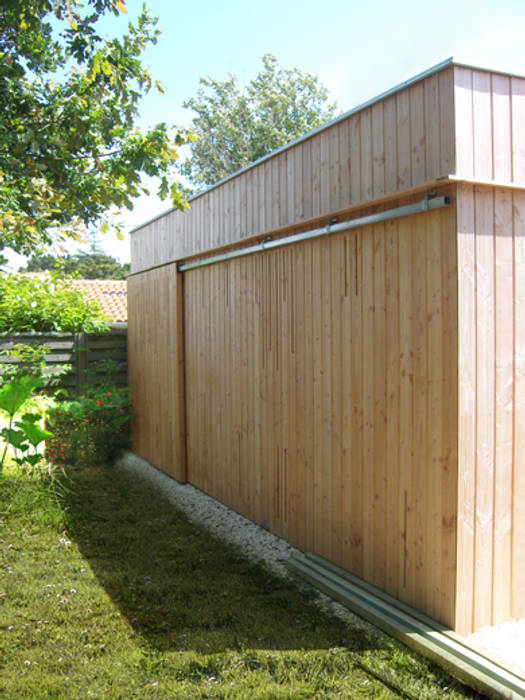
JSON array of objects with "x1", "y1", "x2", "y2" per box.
[
  {"x1": 455, "y1": 184, "x2": 525, "y2": 634},
  {"x1": 128, "y1": 62, "x2": 525, "y2": 636},
  {"x1": 183, "y1": 194, "x2": 459, "y2": 628},
  {"x1": 131, "y1": 66, "x2": 461, "y2": 273},
  {"x1": 127, "y1": 265, "x2": 186, "y2": 481},
  {"x1": 454, "y1": 66, "x2": 525, "y2": 186}
]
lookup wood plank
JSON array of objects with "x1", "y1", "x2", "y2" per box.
[
  {"x1": 455, "y1": 183, "x2": 477, "y2": 635},
  {"x1": 279, "y1": 152, "x2": 288, "y2": 229},
  {"x1": 384, "y1": 218, "x2": 400, "y2": 598},
  {"x1": 411, "y1": 211, "x2": 427, "y2": 612},
  {"x1": 492, "y1": 75, "x2": 512, "y2": 183},
  {"x1": 321, "y1": 238, "x2": 333, "y2": 558},
  {"x1": 340, "y1": 231, "x2": 353, "y2": 572},
  {"x1": 339, "y1": 119, "x2": 351, "y2": 207},
  {"x1": 472, "y1": 71, "x2": 493, "y2": 181},
  {"x1": 439, "y1": 197, "x2": 459, "y2": 629},
  {"x1": 361, "y1": 224, "x2": 374, "y2": 582},
  {"x1": 320, "y1": 130, "x2": 330, "y2": 214},
  {"x1": 409, "y1": 82, "x2": 426, "y2": 186},
  {"x1": 311, "y1": 135, "x2": 321, "y2": 219},
  {"x1": 311, "y1": 238, "x2": 323, "y2": 554},
  {"x1": 372, "y1": 222, "x2": 387, "y2": 590},
  {"x1": 383, "y1": 96, "x2": 397, "y2": 194},
  {"x1": 291, "y1": 242, "x2": 305, "y2": 548},
  {"x1": 472, "y1": 186, "x2": 495, "y2": 629},
  {"x1": 371, "y1": 102, "x2": 385, "y2": 198},
  {"x1": 454, "y1": 66, "x2": 474, "y2": 179},
  {"x1": 329, "y1": 234, "x2": 344, "y2": 565},
  {"x1": 329, "y1": 125, "x2": 341, "y2": 211},
  {"x1": 424, "y1": 74, "x2": 440, "y2": 181},
  {"x1": 511, "y1": 77, "x2": 525, "y2": 184},
  {"x1": 360, "y1": 108, "x2": 373, "y2": 201},
  {"x1": 350, "y1": 228, "x2": 364, "y2": 576},
  {"x1": 492, "y1": 187, "x2": 514, "y2": 624},
  {"x1": 397, "y1": 211, "x2": 413, "y2": 605},
  {"x1": 303, "y1": 240, "x2": 315, "y2": 552},
  {"x1": 286, "y1": 149, "x2": 295, "y2": 227},
  {"x1": 396, "y1": 90, "x2": 410, "y2": 190},
  {"x1": 349, "y1": 112, "x2": 362, "y2": 206},
  {"x1": 512, "y1": 191, "x2": 525, "y2": 619}
]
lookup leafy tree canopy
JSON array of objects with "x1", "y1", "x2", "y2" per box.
[
  {"x1": 0, "y1": 0, "x2": 190, "y2": 261},
  {"x1": 180, "y1": 54, "x2": 338, "y2": 189},
  {"x1": 21, "y1": 251, "x2": 130, "y2": 279}
]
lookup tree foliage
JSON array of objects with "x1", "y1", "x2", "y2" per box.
[
  {"x1": 180, "y1": 54, "x2": 338, "y2": 189},
  {"x1": 21, "y1": 251, "x2": 130, "y2": 279},
  {"x1": 0, "y1": 0, "x2": 189, "y2": 259}
]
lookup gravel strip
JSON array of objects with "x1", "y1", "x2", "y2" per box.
[{"x1": 116, "y1": 452, "x2": 525, "y2": 680}]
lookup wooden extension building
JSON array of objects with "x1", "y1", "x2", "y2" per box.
[{"x1": 128, "y1": 59, "x2": 525, "y2": 636}]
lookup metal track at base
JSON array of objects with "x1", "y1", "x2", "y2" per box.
[{"x1": 285, "y1": 552, "x2": 525, "y2": 700}]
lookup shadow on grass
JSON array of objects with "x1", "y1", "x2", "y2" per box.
[{"x1": 59, "y1": 464, "x2": 383, "y2": 656}]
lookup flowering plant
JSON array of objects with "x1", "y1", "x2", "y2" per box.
[{"x1": 46, "y1": 385, "x2": 131, "y2": 467}]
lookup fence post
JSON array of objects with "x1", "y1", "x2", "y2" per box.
[{"x1": 74, "y1": 332, "x2": 88, "y2": 394}]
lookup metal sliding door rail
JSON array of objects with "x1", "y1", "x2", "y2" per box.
[{"x1": 178, "y1": 195, "x2": 450, "y2": 272}]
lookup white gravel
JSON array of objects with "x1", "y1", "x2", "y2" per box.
[{"x1": 116, "y1": 451, "x2": 525, "y2": 681}]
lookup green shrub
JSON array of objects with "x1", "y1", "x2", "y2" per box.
[
  {"x1": 0, "y1": 271, "x2": 108, "y2": 332},
  {"x1": 46, "y1": 384, "x2": 131, "y2": 467}
]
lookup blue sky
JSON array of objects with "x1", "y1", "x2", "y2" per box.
[{"x1": 6, "y1": 0, "x2": 525, "y2": 268}]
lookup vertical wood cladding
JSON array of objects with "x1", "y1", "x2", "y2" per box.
[
  {"x1": 127, "y1": 265, "x2": 186, "y2": 482},
  {"x1": 454, "y1": 66, "x2": 525, "y2": 184},
  {"x1": 184, "y1": 200, "x2": 459, "y2": 628},
  {"x1": 131, "y1": 66, "x2": 458, "y2": 272},
  {"x1": 455, "y1": 185, "x2": 525, "y2": 634},
  {"x1": 128, "y1": 61, "x2": 525, "y2": 635}
]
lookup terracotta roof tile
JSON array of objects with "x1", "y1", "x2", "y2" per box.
[{"x1": 70, "y1": 279, "x2": 127, "y2": 323}]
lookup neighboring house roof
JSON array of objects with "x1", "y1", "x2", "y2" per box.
[{"x1": 70, "y1": 279, "x2": 127, "y2": 323}]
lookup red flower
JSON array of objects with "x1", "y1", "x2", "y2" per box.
[
  {"x1": 96, "y1": 400, "x2": 102, "y2": 405},
  {"x1": 107, "y1": 391, "x2": 112, "y2": 396}
]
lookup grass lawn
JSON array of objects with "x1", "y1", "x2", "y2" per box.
[{"x1": 0, "y1": 461, "x2": 483, "y2": 699}]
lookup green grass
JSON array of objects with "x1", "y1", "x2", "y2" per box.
[{"x1": 0, "y1": 462, "x2": 483, "y2": 699}]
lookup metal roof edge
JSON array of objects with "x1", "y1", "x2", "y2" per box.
[{"x1": 131, "y1": 56, "x2": 523, "y2": 235}]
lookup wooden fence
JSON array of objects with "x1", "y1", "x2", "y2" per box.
[{"x1": 0, "y1": 327, "x2": 127, "y2": 393}]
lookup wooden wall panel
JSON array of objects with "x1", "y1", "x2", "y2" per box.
[
  {"x1": 131, "y1": 66, "x2": 459, "y2": 273},
  {"x1": 454, "y1": 66, "x2": 525, "y2": 186},
  {"x1": 127, "y1": 265, "x2": 186, "y2": 481},
  {"x1": 184, "y1": 196, "x2": 459, "y2": 627},
  {"x1": 455, "y1": 184, "x2": 525, "y2": 634}
]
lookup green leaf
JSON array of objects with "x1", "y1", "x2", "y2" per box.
[
  {"x1": 0, "y1": 375, "x2": 41, "y2": 417},
  {"x1": 1, "y1": 428, "x2": 29, "y2": 450},
  {"x1": 0, "y1": 2, "x2": 189, "y2": 257},
  {"x1": 24, "y1": 453, "x2": 44, "y2": 466},
  {"x1": 15, "y1": 420, "x2": 53, "y2": 448}
]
